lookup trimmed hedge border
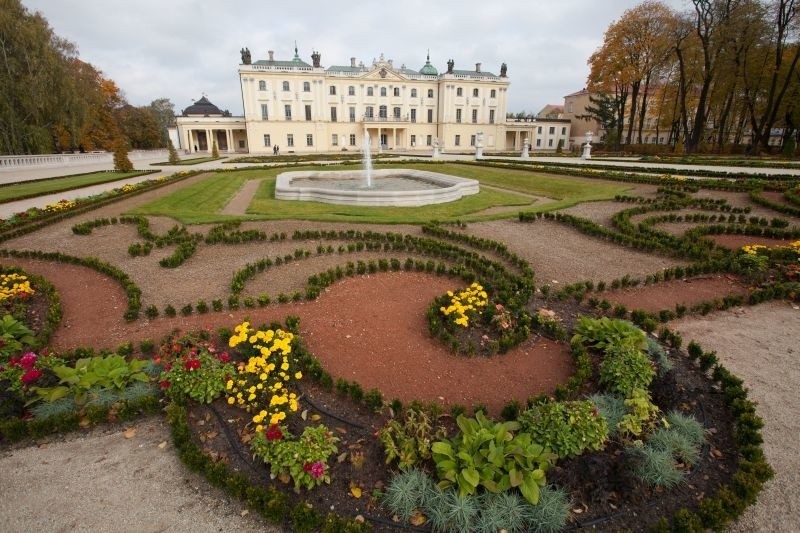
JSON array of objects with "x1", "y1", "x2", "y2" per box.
[{"x1": 0, "y1": 249, "x2": 142, "y2": 321}]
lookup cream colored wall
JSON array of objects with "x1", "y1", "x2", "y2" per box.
[{"x1": 238, "y1": 63, "x2": 509, "y2": 153}]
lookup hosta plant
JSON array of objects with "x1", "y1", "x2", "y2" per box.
[
  {"x1": 250, "y1": 423, "x2": 339, "y2": 490},
  {"x1": 0, "y1": 314, "x2": 37, "y2": 360},
  {"x1": 33, "y1": 354, "x2": 149, "y2": 404},
  {"x1": 431, "y1": 411, "x2": 556, "y2": 505}
]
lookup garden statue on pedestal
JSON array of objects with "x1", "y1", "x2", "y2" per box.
[
  {"x1": 582, "y1": 132, "x2": 593, "y2": 160},
  {"x1": 475, "y1": 131, "x2": 484, "y2": 159},
  {"x1": 432, "y1": 137, "x2": 441, "y2": 159},
  {"x1": 521, "y1": 137, "x2": 530, "y2": 159}
]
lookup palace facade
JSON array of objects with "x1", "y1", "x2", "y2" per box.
[{"x1": 172, "y1": 48, "x2": 570, "y2": 155}]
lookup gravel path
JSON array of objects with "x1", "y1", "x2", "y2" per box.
[{"x1": 672, "y1": 301, "x2": 800, "y2": 532}]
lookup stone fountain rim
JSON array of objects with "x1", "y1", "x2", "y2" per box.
[{"x1": 274, "y1": 168, "x2": 480, "y2": 207}]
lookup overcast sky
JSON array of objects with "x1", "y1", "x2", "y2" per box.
[{"x1": 23, "y1": 0, "x2": 688, "y2": 116}]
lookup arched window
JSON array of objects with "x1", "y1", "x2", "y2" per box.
[
  {"x1": 456, "y1": 87, "x2": 463, "y2": 97},
  {"x1": 393, "y1": 87, "x2": 400, "y2": 97},
  {"x1": 472, "y1": 88, "x2": 479, "y2": 97},
  {"x1": 367, "y1": 87, "x2": 374, "y2": 96},
  {"x1": 393, "y1": 107, "x2": 401, "y2": 118},
  {"x1": 379, "y1": 105, "x2": 387, "y2": 118},
  {"x1": 365, "y1": 106, "x2": 374, "y2": 118},
  {"x1": 282, "y1": 81, "x2": 290, "y2": 91},
  {"x1": 303, "y1": 81, "x2": 310, "y2": 92},
  {"x1": 258, "y1": 80, "x2": 266, "y2": 91},
  {"x1": 427, "y1": 89, "x2": 434, "y2": 98},
  {"x1": 380, "y1": 87, "x2": 387, "y2": 97}
]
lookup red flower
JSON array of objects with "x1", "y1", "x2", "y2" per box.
[
  {"x1": 310, "y1": 461, "x2": 325, "y2": 479},
  {"x1": 184, "y1": 359, "x2": 201, "y2": 371},
  {"x1": 265, "y1": 424, "x2": 283, "y2": 441},
  {"x1": 219, "y1": 352, "x2": 230, "y2": 363},
  {"x1": 303, "y1": 463, "x2": 313, "y2": 472},
  {"x1": 21, "y1": 369, "x2": 42, "y2": 384},
  {"x1": 19, "y1": 352, "x2": 37, "y2": 369},
  {"x1": 160, "y1": 380, "x2": 170, "y2": 389}
]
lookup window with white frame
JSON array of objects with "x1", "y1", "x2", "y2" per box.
[
  {"x1": 349, "y1": 107, "x2": 356, "y2": 122},
  {"x1": 261, "y1": 104, "x2": 268, "y2": 120},
  {"x1": 470, "y1": 135, "x2": 476, "y2": 146},
  {"x1": 456, "y1": 87, "x2": 463, "y2": 97},
  {"x1": 472, "y1": 109, "x2": 478, "y2": 123},
  {"x1": 330, "y1": 107, "x2": 337, "y2": 122},
  {"x1": 393, "y1": 87, "x2": 400, "y2": 97},
  {"x1": 548, "y1": 139, "x2": 553, "y2": 147},
  {"x1": 348, "y1": 86, "x2": 355, "y2": 96},
  {"x1": 410, "y1": 109, "x2": 416, "y2": 123},
  {"x1": 349, "y1": 134, "x2": 356, "y2": 146},
  {"x1": 365, "y1": 106, "x2": 374, "y2": 118},
  {"x1": 282, "y1": 81, "x2": 290, "y2": 91},
  {"x1": 263, "y1": 134, "x2": 271, "y2": 146},
  {"x1": 303, "y1": 81, "x2": 310, "y2": 92},
  {"x1": 411, "y1": 89, "x2": 417, "y2": 97},
  {"x1": 549, "y1": 126, "x2": 555, "y2": 134},
  {"x1": 305, "y1": 105, "x2": 312, "y2": 121},
  {"x1": 380, "y1": 87, "x2": 387, "y2": 97},
  {"x1": 427, "y1": 109, "x2": 433, "y2": 123},
  {"x1": 536, "y1": 139, "x2": 541, "y2": 147},
  {"x1": 490, "y1": 89, "x2": 496, "y2": 98},
  {"x1": 379, "y1": 105, "x2": 387, "y2": 118},
  {"x1": 472, "y1": 88, "x2": 479, "y2": 97},
  {"x1": 367, "y1": 87, "x2": 374, "y2": 96},
  {"x1": 456, "y1": 109, "x2": 462, "y2": 123},
  {"x1": 259, "y1": 80, "x2": 266, "y2": 91},
  {"x1": 329, "y1": 86, "x2": 336, "y2": 95},
  {"x1": 284, "y1": 104, "x2": 292, "y2": 120},
  {"x1": 332, "y1": 134, "x2": 338, "y2": 146},
  {"x1": 393, "y1": 106, "x2": 401, "y2": 119},
  {"x1": 411, "y1": 135, "x2": 416, "y2": 146},
  {"x1": 426, "y1": 135, "x2": 432, "y2": 146},
  {"x1": 561, "y1": 127, "x2": 566, "y2": 135},
  {"x1": 455, "y1": 134, "x2": 461, "y2": 146},
  {"x1": 489, "y1": 109, "x2": 495, "y2": 124},
  {"x1": 306, "y1": 134, "x2": 313, "y2": 146},
  {"x1": 427, "y1": 89, "x2": 434, "y2": 98},
  {"x1": 287, "y1": 134, "x2": 294, "y2": 147}
]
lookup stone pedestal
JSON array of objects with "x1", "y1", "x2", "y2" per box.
[{"x1": 581, "y1": 142, "x2": 592, "y2": 160}]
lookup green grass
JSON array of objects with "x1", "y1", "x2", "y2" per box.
[
  {"x1": 0, "y1": 171, "x2": 150, "y2": 204},
  {"x1": 129, "y1": 163, "x2": 631, "y2": 224}
]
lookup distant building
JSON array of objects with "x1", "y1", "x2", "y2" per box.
[{"x1": 173, "y1": 47, "x2": 570, "y2": 154}]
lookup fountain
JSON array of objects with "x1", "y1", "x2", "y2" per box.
[
  {"x1": 274, "y1": 133, "x2": 479, "y2": 207},
  {"x1": 363, "y1": 131, "x2": 373, "y2": 188}
]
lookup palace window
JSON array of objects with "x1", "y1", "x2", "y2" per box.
[
  {"x1": 411, "y1": 134, "x2": 416, "y2": 146},
  {"x1": 303, "y1": 81, "x2": 310, "y2": 92},
  {"x1": 427, "y1": 109, "x2": 433, "y2": 123},
  {"x1": 472, "y1": 88, "x2": 479, "y2": 97},
  {"x1": 284, "y1": 104, "x2": 292, "y2": 120},
  {"x1": 350, "y1": 134, "x2": 356, "y2": 146},
  {"x1": 537, "y1": 126, "x2": 542, "y2": 134},
  {"x1": 329, "y1": 86, "x2": 336, "y2": 95},
  {"x1": 549, "y1": 126, "x2": 555, "y2": 134},
  {"x1": 259, "y1": 80, "x2": 266, "y2": 91},
  {"x1": 379, "y1": 105, "x2": 387, "y2": 118},
  {"x1": 393, "y1": 87, "x2": 400, "y2": 97},
  {"x1": 261, "y1": 104, "x2": 268, "y2": 120},
  {"x1": 470, "y1": 135, "x2": 476, "y2": 146},
  {"x1": 427, "y1": 89, "x2": 434, "y2": 98},
  {"x1": 548, "y1": 139, "x2": 553, "y2": 147},
  {"x1": 456, "y1": 109, "x2": 462, "y2": 123},
  {"x1": 349, "y1": 107, "x2": 356, "y2": 122},
  {"x1": 380, "y1": 87, "x2": 387, "y2": 97},
  {"x1": 490, "y1": 89, "x2": 496, "y2": 98},
  {"x1": 332, "y1": 134, "x2": 338, "y2": 146},
  {"x1": 410, "y1": 108, "x2": 416, "y2": 123},
  {"x1": 455, "y1": 134, "x2": 461, "y2": 146},
  {"x1": 472, "y1": 109, "x2": 478, "y2": 123},
  {"x1": 348, "y1": 86, "x2": 355, "y2": 96},
  {"x1": 426, "y1": 135, "x2": 432, "y2": 146},
  {"x1": 330, "y1": 107, "x2": 337, "y2": 122},
  {"x1": 489, "y1": 109, "x2": 495, "y2": 124},
  {"x1": 562, "y1": 127, "x2": 566, "y2": 135},
  {"x1": 393, "y1": 106, "x2": 401, "y2": 119},
  {"x1": 287, "y1": 134, "x2": 294, "y2": 147},
  {"x1": 367, "y1": 87, "x2": 374, "y2": 96},
  {"x1": 307, "y1": 134, "x2": 313, "y2": 146},
  {"x1": 411, "y1": 89, "x2": 417, "y2": 97},
  {"x1": 456, "y1": 87, "x2": 463, "y2": 97},
  {"x1": 305, "y1": 105, "x2": 312, "y2": 121},
  {"x1": 536, "y1": 139, "x2": 541, "y2": 147},
  {"x1": 365, "y1": 106, "x2": 374, "y2": 118},
  {"x1": 263, "y1": 134, "x2": 271, "y2": 146},
  {"x1": 282, "y1": 81, "x2": 290, "y2": 91}
]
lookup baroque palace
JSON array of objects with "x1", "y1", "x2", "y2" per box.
[{"x1": 172, "y1": 47, "x2": 571, "y2": 155}]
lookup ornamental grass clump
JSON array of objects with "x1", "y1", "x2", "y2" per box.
[{"x1": 226, "y1": 321, "x2": 301, "y2": 429}]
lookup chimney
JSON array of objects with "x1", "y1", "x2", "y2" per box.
[
  {"x1": 475, "y1": 62, "x2": 481, "y2": 73},
  {"x1": 351, "y1": 57, "x2": 356, "y2": 68},
  {"x1": 268, "y1": 50, "x2": 274, "y2": 61}
]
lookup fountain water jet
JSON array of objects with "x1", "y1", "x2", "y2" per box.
[{"x1": 363, "y1": 131, "x2": 373, "y2": 188}]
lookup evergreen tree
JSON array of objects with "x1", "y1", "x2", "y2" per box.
[
  {"x1": 113, "y1": 139, "x2": 133, "y2": 171},
  {"x1": 211, "y1": 140, "x2": 219, "y2": 158},
  {"x1": 167, "y1": 138, "x2": 179, "y2": 164}
]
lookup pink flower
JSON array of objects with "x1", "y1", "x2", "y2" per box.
[
  {"x1": 501, "y1": 322, "x2": 509, "y2": 329},
  {"x1": 310, "y1": 461, "x2": 325, "y2": 479},
  {"x1": 19, "y1": 352, "x2": 37, "y2": 369},
  {"x1": 495, "y1": 304, "x2": 504, "y2": 311},
  {"x1": 21, "y1": 368, "x2": 42, "y2": 384}
]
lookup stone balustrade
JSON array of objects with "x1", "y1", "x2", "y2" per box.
[{"x1": 0, "y1": 150, "x2": 168, "y2": 171}]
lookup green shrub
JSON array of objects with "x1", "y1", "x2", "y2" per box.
[
  {"x1": 164, "y1": 304, "x2": 176, "y2": 317},
  {"x1": 160, "y1": 348, "x2": 234, "y2": 404},
  {"x1": 518, "y1": 400, "x2": 609, "y2": 458},
  {"x1": 378, "y1": 408, "x2": 448, "y2": 469},
  {"x1": 599, "y1": 346, "x2": 656, "y2": 396},
  {"x1": 572, "y1": 316, "x2": 647, "y2": 353},
  {"x1": 250, "y1": 424, "x2": 339, "y2": 490},
  {"x1": 145, "y1": 305, "x2": 159, "y2": 320},
  {"x1": 431, "y1": 412, "x2": 555, "y2": 505}
]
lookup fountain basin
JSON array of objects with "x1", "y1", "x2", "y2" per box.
[{"x1": 275, "y1": 169, "x2": 480, "y2": 207}]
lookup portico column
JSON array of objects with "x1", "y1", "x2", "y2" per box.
[{"x1": 206, "y1": 129, "x2": 212, "y2": 151}]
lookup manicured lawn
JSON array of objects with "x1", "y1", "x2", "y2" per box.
[
  {"x1": 0, "y1": 171, "x2": 150, "y2": 204},
  {"x1": 129, "y1": 163, "x2": 631, "y2": 224},
  {"x1": 151, "y1": 156, "x2": 223, "y2": 166}
]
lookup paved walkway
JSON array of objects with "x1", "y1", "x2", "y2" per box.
[{"x1": 1, "y1": 153, "x2": 798, "y2": 220}]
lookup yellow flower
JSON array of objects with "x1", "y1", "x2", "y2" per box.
[
  {"x1": 294, "y1": 371, "x2": 302, "y2": 380},
  {"x1": 227, "y1": 397, "x2": 235, "y2": 405}
]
